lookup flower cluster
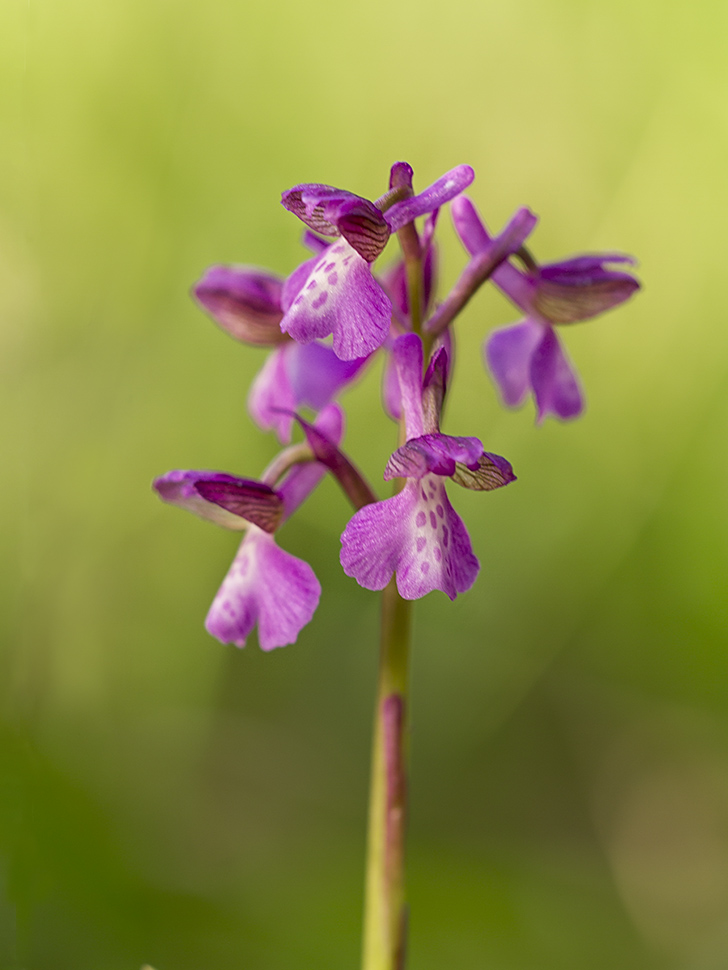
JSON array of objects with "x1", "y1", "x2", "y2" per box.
[{"x1": 155, "y1": 162, "x2": 639, "y2": 649}]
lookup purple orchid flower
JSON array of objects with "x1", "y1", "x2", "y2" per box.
[
  {"x1": 340, "y1": 334, "x2": 515, "y2": 601},
  {"x1": 279, "y1": 164, "x2": 475, "y2": 360},
  {"x1": 153, "y1": 404, "x2": 344, "y2": 651},
  {"x1": 451, "y1": 196, "x2": 640, "y2": 422},
  {"x1": 194, "y1": 262, "x2": 367, "y2": 443}
]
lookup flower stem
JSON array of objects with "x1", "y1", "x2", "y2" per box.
[{"x1": 362, "y1": 577, "x2": 412, "y2": 970}]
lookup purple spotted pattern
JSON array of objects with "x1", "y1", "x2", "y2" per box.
[{"x1": 451, "y1": 195, "x2": 640, "y2": 423}]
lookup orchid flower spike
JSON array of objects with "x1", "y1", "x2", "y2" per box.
[
  {"x1": 452, "y1": 196, "x2": 640, "y2": 422},
  {"x1": 340, "y1": 334, "x2": 515, "y2": 600},
  {"x1": 153, "y1": 404, "x2": 344, "y2": 651}
]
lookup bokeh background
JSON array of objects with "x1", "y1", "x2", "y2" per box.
[{"x1": 3, "y1": 0, "x2": 728, "y2": 966}]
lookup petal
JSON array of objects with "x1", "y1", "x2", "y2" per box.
[
  {"x1": 392, "y1": 333, "x2": 425, "y2": 438},
  {"x1": 340, "y1": 478, "x2": 479, "y2": 601},
  {"x1": 451, "y1": 452, "x2": 516, "y2": 491},
  {"x1": 193, "y1": 265, "x2": 287, "y2": 345},
  {"x1": 280, "y1": 241, "x2": 392, "y2": 360},
  {"x1": 530, "y1": 326, "x2": 584, "y2": 422},
  {"x1": 381, "y1": 348, "x2": 403, "y2": 421},
  {"x1": 206, "y1": 528, "x2": 320, "y2": 651},
  {"x1": 277, "y1": 403, "x2": 345, "y2": 519},
  {"x1": 535, "y1": 255, "x2": 640, "y2": 323},
  {"x1": 281, "y1": 184, "x2": 389, "y2": 260},
  {"x1": 248, "y1": 346, "x2": 297, "y2": 443},
  {"x1": 153, "y1": 470, "x2": 280, "y2": 531},
  {"x1": 421, "y1": 344, "x2": 449, "y2": 432},
  {"x1": 384, "y1": 433, "x2": 483, "y2": 480},
  {"x1": 386, "y1": 165, "x2": 475, "y2": 231},
  {"x1": 484, "y1": 318, "x2": 545, "y2": 408},
  {"x1": 194, "y1": 479, "x2": 283, "y2": 533},
  {"x1": 336, "y1": 198, "x2": 390, "y2": 262},
  {"x1": 288, "y1": 341, "x2": 367, "y2": 410}
]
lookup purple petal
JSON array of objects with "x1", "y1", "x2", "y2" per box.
[
  {"x1": 384, "y1": 433, "x2": 484, "y2": 480},
  {"x1": 194, "y1": 265, "x2": 287, "y2": 346},
  {"x1": 280, "y1": 240, "x2": 392, "y2": 360},
  {"x1": 382, "y1": 348, "x2": 402, "y2": 421},
  {"x1": 535, "y1": 254, "x2": 640, "y2": 323},
  {"x1": 422, "y1": 344, "x2": 449, "y2": 431},
  {"x1": 206, "y1": 528, "x2": 320, "y2": 651},
  {"x1": 484, "y1": 319, "x2": 545, "y2": 408},
  {"x1": 288, "y1": 341, "x2": 367, "y2": 410},
  {"x1": 248, "y1": 346, "x2": 297, "y2": 443},
  {"x1": 153, "y1": 470, "x2": 276, "y2": 531},
  {"x1": 392, "y1": 333, "x2": 425, "y2": 438},
  {"x1": 281, "y1": 183, "x2": 359, "y2": 235},
  {"x1": 302, "y1": 230, "x2": 330, "y2": 255},
  {"x1": 281, "y1": 184, "x2": 389, "y2": 260},
  {"x1": 530, "y1": 326, "x2": 584, "y2": 422},
  {"x1": 340, "y1": 478, "x2": 479, "y2": 601},
  {"x1": 386, "y1": 165, "x2": 475, "y2": 232},
  {"x1": 277, "y1": 403, "x2": 345, "y2": 519},
  {"x1": 451, "y1": 453, "x2": 516, "y2": 491},
  {"x1": 336, "y1": 198, "x2": 390, "y2": 262},
  {"x1": 194, "y1": 479, "x2": 283, "y2": 533},
  {"x1": 281, "y1": 254, "x2": 320, "y2": 313}
]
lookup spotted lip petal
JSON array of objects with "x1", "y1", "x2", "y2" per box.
[
  {"x1": 280, "y1": 240, "x2": 392, "y2": 360},
  {"x1": 340, "y1": 477, "x2": 479, "y2": 601},
  {"x1": 206, "y1": 528, "x2": 321, "y2": 650},
  {"x1": 194, "y1": 265, "x2": 288, "y2": 345}
]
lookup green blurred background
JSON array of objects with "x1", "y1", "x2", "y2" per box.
[{"x1": 3, "y1": 0, "x2": 728, "y2": 966}]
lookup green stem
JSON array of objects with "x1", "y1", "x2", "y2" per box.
[{"x1": 362, "y1": 578, "x2": 412, "y2": 970}]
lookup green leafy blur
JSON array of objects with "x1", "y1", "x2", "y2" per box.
[{"x1": 2, "y1": 0, "x2": 727, "y2": 966}]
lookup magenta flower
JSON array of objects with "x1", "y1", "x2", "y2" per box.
[
  {"x1": 194, "y1": 262, "x2": 367, "y2": 442},
  {"x1": 340, "y1": 334, "x2": 515, "y2": 600},
  {"x1": 452, "y1": 196, "x2": 640, "y2": 422},
  {"x1": 279, "y1": 164, "x2": 475, "y2": 360},
  {"x1": 153, "y1": 404, "x2": 344, "y2": 651}
]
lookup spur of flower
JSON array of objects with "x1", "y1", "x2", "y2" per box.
[
  {"x1": 153, "y1": 404, "x2": 344, "y2": 650},
  {"x1": 452, "y1": 196, "x2": 640, "y2": 422},
  {"x1": 340, "y1": 333, "x2": 515, "y2": 600}
]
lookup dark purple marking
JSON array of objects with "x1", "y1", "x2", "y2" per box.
[
  {"x1": 420, "y1": 562, "x2": 430, "y2": 574},
  {"x1": 434, "y1": 547, "x2": 442, "y2": 562},
  {"x1": 327, "y1": 272, "x2": 338, "y2": 286},
  {"x1": 312, "y1": 291, "x2": 329, "y2": 310},
  {"x1": 416, "y1": 537, "x2": 426, "y2": 552},
  {"x1": 436, "y1": 504, "x2": 444, "y2": 518},
  {"x1": 442, "y1": 526, "x2": 449, "y2": 548},
  {"x1": 415, "y1": 511, "x2": 426, "y2": 528},
  {"x1": 429, "y1": 511, "x2": 437, "y2": 529}
]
